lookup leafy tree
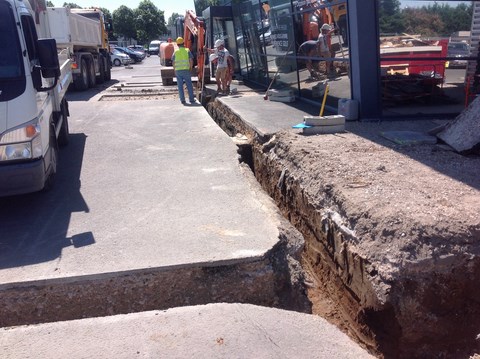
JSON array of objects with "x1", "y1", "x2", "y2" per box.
[
  {"x1": 113, "y1": 5, "x2": 136, "y2": 40},
  {"x1": 379, "y1": 0, "x2": 401, "y2": 17},
  {"x1": 378, "y1": 0, "x2": 404, "y2": 34},
  {"x1": 194, "y1": 0, "x2": 219, "y2": 17},
  {"x1": 47, "y1": 1, "x2": 55, "y2": 6},
  {"x1": 134, "y1": 0, "x2": 167, "y2": 44},
  {"x1": 402, "y1": 8, "x2": 444, "y2": 37},
  {"x1": 422, "y1": 3, "x2": 472, "y2": 36},
  {"x1": 168, "y1": 12, "x2": 181, "y2": 26},
  {"x1": 62, "y1": 2, "x2": 81, "y2": 8}
]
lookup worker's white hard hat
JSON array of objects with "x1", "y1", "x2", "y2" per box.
[
  {"x1": 214, "y1": 39, "x2": 224, "y2": 48},
  {"x1": 209, "y1": 53, "x2": 218, "y2": 62},
  {"x1": 321, "y1": 23, "x2": 332, "y2": 31}
]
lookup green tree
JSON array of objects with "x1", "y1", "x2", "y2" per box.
[
  {"x1": 194, "y1": 0, "x2": 219, "y2": 17},
  {"x1": 379, "y1": 0, "x2": 401, "y2": 16},
  {"x1": 113, "y1": 5, "x2": 136, "y2": 39},
  {"x1": 378, "y1": 0, "x2": 404, "y2": 34},
  {"x1": 62, "y1": 2, "x2": 81, "y2": 8},
  {"x1": 168, "y1": 12, "x2": 181, "y2": 26},
  {"x1": 422, "y1": 3, "x2": 472, "y2": 36},
  {"x1": 134, "y1": 0, "x2": 167, "y2": 44},
  {"x1": 402, "y1": 8, "x2": 444, "y2": 37},
  {"x1": 47, "y1": 1, "x2": 55, "y2": 6}
]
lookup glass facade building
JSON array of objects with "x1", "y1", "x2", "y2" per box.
[{"x1": 213, "y1": 0, "x2": 476, "y2": 118}]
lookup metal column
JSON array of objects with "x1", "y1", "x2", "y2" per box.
[{"x1": 348, "y1": 0, "x2": 382, "y2": 119}]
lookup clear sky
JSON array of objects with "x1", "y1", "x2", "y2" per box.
[
  {"x1": 52, "y1": 0, "x2": 470, "y2": 20},
  {"x1": 51, "y1": 0, "x2": 195, "y2": 19},
  {"x1": 401, "y1": 0, "x2": 470, "y2": 8}
]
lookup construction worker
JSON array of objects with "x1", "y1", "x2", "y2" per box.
[
  {"x1": 298, "y1": 38, "x2": 322, "y2": 80},
  {"x1": 172, "y1": 37, "x2": 198, "y2": 105},
  {"x1": 298, "y1": 23, "x2": 334, "y2": 80},
  {"x1": 318, "y1": 23, "x2": 335, "y2": 78},
  {"x1": 207, "y1": 39, "x2": 231, "y2": 95},
  {"x1": 225, "y1": 54, "x2": 235, "y2": 95}
]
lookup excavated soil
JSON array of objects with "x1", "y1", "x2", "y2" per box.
[{"x1": 207, "y1": 99, "x2": 480, "y2": 358}]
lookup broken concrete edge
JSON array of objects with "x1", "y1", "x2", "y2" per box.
[
  {"x1": 209, "y1": 98, "x2": 272, "y2": 141},
  {"x1": 0, "y1": 164, "x2": 310, "y2": 328},
  {"x1": 0, "y1": 303, "x2": 376, "y2": 359},
  {"x1": 206, "y1": 101, "x2": 311, "y2": 311},
  {"x1": 100, "y1": 90, "x2": 178, "y2": 98},
  {"x1": 437, "y1": 96, "x2": 480, "y2": 153},
  {"x1": 0, "y1": 245, "x2": 307, "y2": 329},
  {"x1": 237, "y1": 163, "x2": 311, "y2": 313}
]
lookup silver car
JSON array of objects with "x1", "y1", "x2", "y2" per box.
[
  {"x1": 111, "y1": 49, "x2": 132, "y2": 66},
  {"x1": 447, "y1": 42, "x2": 470, "y2": 68}
]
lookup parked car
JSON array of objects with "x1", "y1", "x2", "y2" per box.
[
  {"x1": 128, "y1": 45, "x2": 147, "y2": 59},
  {"x1": 447, "y1": 42, "x2": 470, "y2": 68},
  {"x1": 115, "y1": 47, "x2": 143, "y2": 63},
  {"x1": 260, "y1": 29, "x2": 272, "y2": 46},
  {"x1": 110, "y1": 49, "x2": 132, "y2": 66}
]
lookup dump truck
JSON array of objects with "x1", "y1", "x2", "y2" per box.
[
  {"x1": 0, "y1": 0, "x2": 72, "y2": 196},
  {"x1": 47, "y1": 7, "x2": 112, "y2": 90}
]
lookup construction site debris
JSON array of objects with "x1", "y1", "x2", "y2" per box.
[{"x1": 437, "y1": 96, "x2": 480, "y2": 153}]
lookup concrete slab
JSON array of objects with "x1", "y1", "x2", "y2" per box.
[
  {"x1": 0, "y1": 96, "x2": 310, "y2": 326},
  {"x1": 437, "y1": 96, "x2": 480, "y2": 152},
  {"x1": 0, "y1": 99, "x2": 281, "y2": 282},
  {"x1": 380, "y1": 130, "x2": 437, "y2": 145},
  {"x1": 216, "y1": 93, "x2": 322, "y2": 137},
  {"x1": 0, "y1": 303, "x2": 375, "y2": 359}
]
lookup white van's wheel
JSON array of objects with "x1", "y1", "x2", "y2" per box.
[
  {"x1": 43, "y1": 128, "x2": 58, "y2": 192},
  {"x1": 58, "y1": 100, "x2": 69, "y2": 147}
]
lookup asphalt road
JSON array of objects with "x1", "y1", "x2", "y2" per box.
[{"x1": 0, "y1": 57, "x2": 281, "y2": 283}]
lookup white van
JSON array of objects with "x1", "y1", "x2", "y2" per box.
[{"x1": 148, "y1": 40, "x2": 162, "y2": 55}]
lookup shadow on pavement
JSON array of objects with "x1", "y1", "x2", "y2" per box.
[
  {"x1": 0, "y1": 133, "x2": 93, "y2": 269},
  {"x1": 66, "y1": 80, "x2": 119, "y2": 102}
]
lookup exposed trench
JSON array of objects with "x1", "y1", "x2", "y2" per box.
[
  {"x1": 205, "y1": 96, "x2": 480, "y2": 359},
  {"x1": 205, "y1": 98, "x2": 382, "y2": 355}
]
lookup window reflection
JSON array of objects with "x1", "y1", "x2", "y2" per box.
[
  {"x1": 290, "y1": 0, "x2": 350, "y2": 105},
  {"x1": 0, "y1": 2, "x2": 23, "y2": 79},
  {"x1": 379, "y1": 0, "x2": 474, "y2": 116},
  {"x1": 232, "y1": 0, "x2": 351, "y2": 106}
]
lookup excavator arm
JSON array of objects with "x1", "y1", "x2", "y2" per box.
[
  {"x1": 183, "y1": 10, "x2": 207, "y2": 92},
  {"x1": 160, "y1": 10, "x2": 210, "y2": 92}
]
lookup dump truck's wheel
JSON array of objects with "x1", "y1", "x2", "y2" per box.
[
  {"x1": 87, "y1": 60, "x2": 96, "y2": 88},
  {"x1": 74, "y1": 58, "x2": 89, "y2": 91},
  {"x1": 96, "y1": 58, "x2": 105, "y2": 84}
]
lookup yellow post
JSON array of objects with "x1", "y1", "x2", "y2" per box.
[{"x1": 319, "y1": 84, "x2": 330, "y2": 116}]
